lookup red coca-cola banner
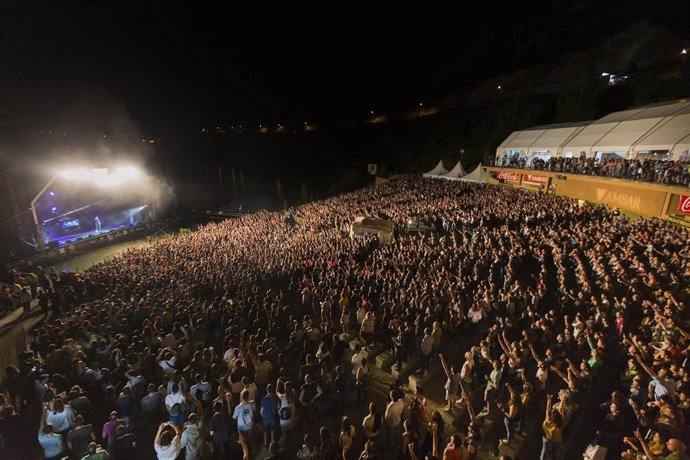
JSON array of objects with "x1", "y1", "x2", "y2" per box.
[
  {"x1": 497, "y1": 171, "x2": 520, "y2": 182},
  {"x1": 678, "y1": 195, "x2": 690, "y2": 214},
  {"x1": 522, "y1": 173, "x2": 549, "y2": 186}
]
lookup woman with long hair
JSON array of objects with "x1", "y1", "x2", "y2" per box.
[
  {"x1": 339, "y1": 416, "x2": 357, "y2": 459},
  {"x1": 498, "y1": 383, "x2": 520, "y2": 447},
  {"x1": 46, "y1": 398, "x2": 76, "y2": 436},
  {"x1": 362, "y1": 402, "x2": 382, "y2": 444}
]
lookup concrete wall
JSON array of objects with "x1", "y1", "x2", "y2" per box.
[{"x1": 483, "y1": 167, "x2": 690, "y2": 226}]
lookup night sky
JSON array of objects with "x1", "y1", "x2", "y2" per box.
[
  {"x1": 1, "y1": 1, "x2": 689, "y2": 201},
  {"x1": 0, "y1": 1, "x2": 662, "y2": 136}
]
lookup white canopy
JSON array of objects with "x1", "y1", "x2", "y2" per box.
[
  {"x1": 498, "y1": 99, "x2": 690, "y2": 160},
  {"x1": 440, "y1": 161, "x2": 467, "y2": 179},
  {"x1": 633, "y1": 105, "x2": 690, "y2": 158},
  {"x1": 422, "y1": 160, "x2": 448, "y2": 177},
  {"x1": 593, "y1": 104, "x2": 688, "y2": 155},
  {"x1": 458, "y1": 165, "x2": 485, "y2": 182},
  {"x1": 526, "y1": 123, "x2": 588, "y2": 157},
  {"x1": 499, "y1": 129, "x2": 547, "y2": 152}
]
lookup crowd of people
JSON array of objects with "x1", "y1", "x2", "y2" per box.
[
  {"x1": 0, "y1": 176, "x2": 688, "y2": 460},
  {"x1": 497, "y1": 153, "x2": 690, "y2": 187}
]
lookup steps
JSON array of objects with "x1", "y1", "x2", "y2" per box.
[
  {"x1": 391, "y1": 352, "x2": 421, "y2": 381},
  {"x1": 374, "y1": 349, "x2": 395, "y2": 372},
  {"x1": 408, "y1": 364, "x2": 442, "y2": 393}
]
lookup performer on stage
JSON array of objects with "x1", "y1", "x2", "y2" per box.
[{"x1": 94, "y1": 215, "x2": 102, "y2": 233}]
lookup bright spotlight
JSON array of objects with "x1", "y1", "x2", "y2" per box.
[{"x1": 58, "y1": 165, "x2": 143, "y2": 187}]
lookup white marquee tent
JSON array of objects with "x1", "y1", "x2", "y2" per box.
[
  {"x1": 496, "y1": 99, "x2": 690, "y2": 162},
  {"x1": 440, "y1": 161, "x2": 467, "y2": 179},
  {"x1": 458, "y1": 165, "x2": 485, "y2": 182},
  {"x1": 423, "y1": 160, "x2": 448, "y2": 177}
]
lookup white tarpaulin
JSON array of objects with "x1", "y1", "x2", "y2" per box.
[
  {"x1": 422, "y1": 160, "x2": 447, "y2": 177},
  {"x1": 499, "y1": 129, "x2": 546, "y2": 152},
  {"x1": 498, "y1": 99, "x2": 690, "y2": 160},
  {"x1": 440, "y1": 161, "x2": 467, "y2": 179},
  {"x1": 593, "y1": 104, "x2": 687, "y2": 155},
  {"x1": 633, "y1": 105, "x2": 690, "y2": 156},
  {"x1": 458, "y1": 165, "x2": 485, "y2": 182},
  {"x1": 526, "y1": 123, "x2": 588, "y2": 157},
  {"x1": 560, "y1": 122, "x2": 620, "y2": 158}
]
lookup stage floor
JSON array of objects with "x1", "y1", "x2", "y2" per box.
[{"x1": 50, "y1": 224, "x2": 134, "y2": 247}]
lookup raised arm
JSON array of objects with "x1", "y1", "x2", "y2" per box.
[
  {"x1": 545, "y1": 394, "x2": 552, "y2": 422},
  {"x1": 634, "y1": 354, "x2": 657, "y2": 379},
  {"x1": 439, "y1": 353, "x2": 452, "y2": 379},
  {"x1": 549, "y1": 365, "x2": 568, "y2": 383},
  {"x1": 634, "y1": 430, "x2": 655, "y2": 459},
  {"x1": 432, "y1": 422, "x2": 439, "y2": 458},
  {"x1": 529, "y1": 344, "x2": 543, "y2": 365}
]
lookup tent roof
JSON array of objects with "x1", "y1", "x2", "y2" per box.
[
  {"x1": 500, "y1": 129, "x2": 547, "y2": 150},
  {"x1": 561, "y1": 122, "x2": 620, "y2": 156},
  {"x1": 497, "y1": 131, "x2": 520, "y2": 150},
  {"x1": 458, "y1": 165, "x2": 484, "y2": 182},
  {"x1": 423, "y1": 160, "x2": 447, "y2": 176},
  {"x1": 440, "y1": 161, "x2": 467, "y2": 178},
  {"x1": 592, "y1": 102, "x2": 689, "y2": 153},
  {"x1": 633, "y1": 105, "x2": 690, "y2": 153},
  {"x1": 527, "y1": 125, "x2": 588, "y2": 154},
  {"x1": 497, "y1": 98, "x2": 690, "y2": 158}
]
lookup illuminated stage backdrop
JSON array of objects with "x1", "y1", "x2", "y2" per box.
[{"x1": 31, "y1": 164, "x2": 154, "y2": 248}]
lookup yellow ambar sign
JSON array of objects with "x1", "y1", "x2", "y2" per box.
[{"x1": 595, "y1": 189, "x2": 642, "y2": 211}]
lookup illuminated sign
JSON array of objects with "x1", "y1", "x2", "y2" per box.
[
  {"x1": 522, "y1": 174, "x2": 549, "y2": 186},
  {"x1": 678, "y1": 195, "x2": 690, "y2": 214},
  {"x1": 496, "y1": 172, "x2": 520, "y2": 182}
]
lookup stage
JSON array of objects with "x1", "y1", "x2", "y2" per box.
[{"x1": 51, "y1": 223, "x2": 138, "y2": 247}]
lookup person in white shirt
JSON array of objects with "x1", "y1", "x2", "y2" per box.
[
  {"x1": 351, "y1": 345, "x2": 366, "y2": 385},
  {"x1": 384, "y1": 391, "x2": 404, "y2": 451},
  {"x1": 233, "y1": 390, "x2": 255, "y2": 455},
  {"x1": 223, "y1": 348, "x2": 240, "y2": 370},
  {"x1": 583, "y1": 431, "x2": 607, "y2": 460},
  {"x1": 154, "y1": 422, "x2": 181, "y2": 460},
  {"x1": 189, "y1": 375, "x2": 210, "y2": 403},
  {"x1": 46, "y1": 399, "x2": 76, "y2": 434},
  {"x1": 164, "y1": 384, "x2": 186, "y2": 423},
  {"x1": 157, "y1": 348, "x2": 178, "y2": 375}
]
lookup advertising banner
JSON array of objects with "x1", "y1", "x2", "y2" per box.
[
  {"x1": 522, "y1": 173, "x2": 549, "y2": 186},
  {"x1": 678, "y1": 195, "x2": 690, "y2": 214},
  {"x1": 496, "y1": 171, "x2": 520, "y2": 182}
]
